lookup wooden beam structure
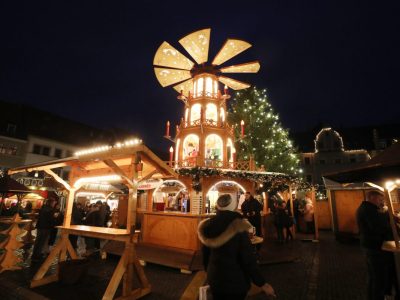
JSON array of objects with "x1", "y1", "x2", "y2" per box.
[{"x1": 8, "y1": 143, "x2": 176, "y2": 299}]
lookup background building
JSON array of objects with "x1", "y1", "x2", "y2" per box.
[
  {"x1": 299, "y1": 128, "x2": 370, "y2": 185},
  {"x1": 0, "y1": 99, "x2": 135, "y2": 181}
]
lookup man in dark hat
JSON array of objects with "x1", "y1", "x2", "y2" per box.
[
  {"x1": 241, "y1": 192, "x2": 263, "y2": 238},
  {"x1": 31, "y1": 198, "x2": 57, "y2": 261},
  {"x1": 356, "y1": 190, "x2": 399, "y2": 299}
]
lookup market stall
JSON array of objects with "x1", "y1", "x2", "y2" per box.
[
  {"x1": 9, "y1": 141, "x2": 176, "y2": 300},
  {"x1": 0, "y1": 176, "x2": 30, "y2": 216},
  {"x1": 324, "y1": 142, "x2": 400, "y2": 288}
]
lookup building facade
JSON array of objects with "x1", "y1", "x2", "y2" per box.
[{"x1": 301, "y1": 128, "x2": 370, "y2": 185}]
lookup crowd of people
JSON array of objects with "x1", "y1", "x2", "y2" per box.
[
  {"x1": 30, "y1": 199, "x2": 111, "y2": 261},
  {"x1": 3, "y1": 187, "x2": 398, "y2": 299},
  {"x1": 166, "y1": 193, "x2": 190, "y2": 212},
  {"x1": 357, "y1": 190, "x2": 400, "y2": 300}
]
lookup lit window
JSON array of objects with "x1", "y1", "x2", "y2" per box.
[
  {"x1": 196, "y1": 78, "x2": 204, "y2": 97},
  {"x1": 183, "y1": 134, "x2": 199, "y2": 160},
  {"x1": 205, "y1": 77, "x2": 213, "y2": 96},
  {"x1": 206, "y1": 103, "x2": 217, "y2": 122},
  {"x1": 190, "y1": 104, "x2": 201, "y2": 124},
  {"x1": 205, "y1": 134, "x2": 223, "y2": 162},
  {"x1": 214, "y1": 80, "x2": 218, "y2": 95}
]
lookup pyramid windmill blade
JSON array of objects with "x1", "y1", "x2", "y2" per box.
[
  {"x1": 220, "y1": 61, "x2": 260, "y2": 73},
  {"x1": 153, "y1": 41, "x2": 195, "y2": 70},
  {"x1": 154, "y1": 67, "x2": 192, "y2": 87},
  {"x1": 179, "y1": 28, "x2": 211, "y2": 65},
  {"x1": 173, "y1": 79, "x2": 193, "y2": 97},
  {"x1": 212, "y1": 39, "x2": 252, "y2": 66},
  {"x1": 219, "y1": 76, "x2": 250, "y2": 90}
]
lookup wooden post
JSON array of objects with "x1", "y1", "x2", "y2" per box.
[
  {"x1": 385, "y1": 189, "x2": 400, "y2": 248},
  {"x1": 63, "y1": 188, "x2": 76, "y2": 227},
  {"x1": 288, "y1": 186, "x2": 296, "y2": 239},
  {"x1": 146, "y1": 189, "x2": 154, "y2": 212},
  {"x1": 127, "y1": 159, "x2": 139, "y2": 234},
  {"x1": 311, "y1": 187, "x2": 319, "y2": 240},
  {"x1": 385, "y1": 187, "x2": 400, "y2": 293}
]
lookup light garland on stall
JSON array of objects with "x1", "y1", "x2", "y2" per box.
[
  {"x1": 177, "y1": 167, "x2": 312, "y2": 193},
  {"x1": 75, "y1": 139, "x2": 142, "y2": 157}
]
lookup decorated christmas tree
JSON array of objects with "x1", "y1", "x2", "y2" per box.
[{"x1": 228, "y1": 87, "x2": 302, "y2": 175}]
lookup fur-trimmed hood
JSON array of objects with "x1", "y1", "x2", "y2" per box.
[{"x1": 198, "y1": 214, "x2": 253, "y2": 248}]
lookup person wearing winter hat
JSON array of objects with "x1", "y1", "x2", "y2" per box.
[{"x1": 198, "y1": 194, "x2": 275, "y2": 300}]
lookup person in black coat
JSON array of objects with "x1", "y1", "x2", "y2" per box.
[
  {"x1": 356, "y1": 190, "x2": 399, "y2": 300},
  {"x1": 69, "y1": 202, "x2": 84, "y2": 249},
  {"x1": 31, "y1": 198, "x2": 57, "y2": 261},
  {"x1": 198, "y1": 194, "x2": 275, "y2": 300},
  {"x1": 241, "y1": 192, "x2": 263, "y2": 238}
]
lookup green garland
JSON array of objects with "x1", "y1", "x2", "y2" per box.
[{"x1": 176, "y1": 167, "x2": 312, "y2": 194}]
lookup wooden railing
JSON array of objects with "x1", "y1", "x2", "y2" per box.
[
  {"x1": 165, "y1": 159, "x2": 252, "y2": 171},
  {"x1": 178, "y1": 119, "x2": 234, "y2": 134}
]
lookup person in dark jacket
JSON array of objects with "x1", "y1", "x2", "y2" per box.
[
  {"x1": 273, "y1": 200, "x2": 285, "y2": 243},
  {"x1": 48, "y1": 202, "x2": 63, "y2": 246},
  {"x1": 241, "y1": 192, "x2": 263, "y2": 237},
  {"x1": 274, "y1": 200, "x2": 293, "y2": 243},
  {"x1": 356, "y1": 190, "x2": 399, "y2": 300},
  {"x1": 31, "y1": 198, "x2": 57, "y2": 261},
  {"x1": 69, "y1": 202, "x2": 84, "y2": 249},
  {"x1": 198, "y1": 194, "x2": 275, "y2": 300},
  {"x1": 83, "y1": 202, "x2": 101, "y2": 254}
]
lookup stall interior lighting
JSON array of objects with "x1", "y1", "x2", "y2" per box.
[
  {"x1": 76, "y1": 192, "x2": 106, "y2": 198},
  {"x1": 75, "y1": 139, "x2": 142, "y2": 156},
  {"x1": 74, "y1": 175, "x2": 122, "y2": 188},
  {"x1": 385, "y1": 179, "x2": 400, "y2": 191}
]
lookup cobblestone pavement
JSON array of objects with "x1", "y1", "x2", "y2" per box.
[
  {"x1": 0, "y1": 231, "x2": 368, "y2": 300},
  {"x1": 253, "y1": 232, "x2": 367, "y2": 300}
]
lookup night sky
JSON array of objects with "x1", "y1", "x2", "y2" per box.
[{"x1": 1, "y1": 1, "x2": 399, "y2": 151}]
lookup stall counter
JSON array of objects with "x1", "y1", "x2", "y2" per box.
[{"x1": 141, "y1": 211, "x2": 213, "y2": 251}]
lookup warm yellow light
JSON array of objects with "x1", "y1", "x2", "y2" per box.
[
  {"x1": 385, "y1": 180, "x2": 400, "y2": 191},
  {"x1": 241, "y1": 120, "x2": 245, "y2": 126},
  {"x1": 75, "y1": 145, "x2": 111, "y2": 156},
  {"x1": 212, "y1": 39, "x2": 252, "y2": 66},
  {"x1": 75, "y1": 139, "x2": 142, "y2": 157},
  {"x1": 179, "y1": 28, "x2": 210, "y2": 65},
  {"x1": 153, "y1": 41, "x2": 194, "y2": 70},
  {"x1": 220, "y1": 61, "x2": 260, "y2": 73},
  {"x1": 154, "y1": 67, "x2": 192, "y2": 87},
  {"x1": 205, "y1": 77, "x2": 213, "y2": 95},
  {"x1": 219, "y1": 76, "x2": 250, "y2": 90},
  {"x1": 76, "y1": 192, "x2": 106, "y2": 198},
  {"x1": 386, "y1": 181, "x2": 394, "y2": 190},
  {"x1": 169, "y1": 146, "x2": 174, "y2": 153},
  {"x1": 74, "y1": 175, "x2": 122, "y2": 188}
]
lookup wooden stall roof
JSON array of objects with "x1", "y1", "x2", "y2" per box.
[
  {"x1": 324, "y1": 142, "x2": 400, "y2": 184},
  {"x1": 0, "y1": 176, "x2": 31, "y2": 193},
  {"x1": 8, "y1": 144, "x2": 177, "y2": 180}
]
